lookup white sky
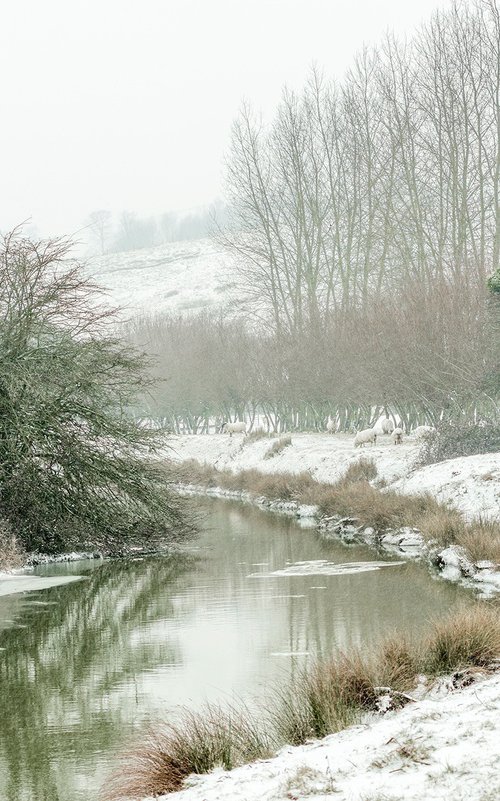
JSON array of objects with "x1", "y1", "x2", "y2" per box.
[{"x1": 0, "y1": 0, "x2": 450, "y2": 240}]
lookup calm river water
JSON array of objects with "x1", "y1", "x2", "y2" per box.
[{"x1": 0, "y1": 499, "x2": 468, "y2": 801}]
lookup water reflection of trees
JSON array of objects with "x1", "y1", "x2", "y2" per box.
[{"x1": 0, "y1": 554, "x2": 193, "y2": 801}]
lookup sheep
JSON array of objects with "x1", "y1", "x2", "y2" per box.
[
  {"x1": 354, "y1": 427, "x2": 377, "y2": 447},
  {"x1": 413, "y1": 425, "x2": 436, "y2": 439},
  {"x1": 380, "y1": 417, "x2": 394, "y2": 435},
  {"x1": 220, "y1": 421, "x2": 247, "y2": 437},
  {"x1": 326, "y1": 416, "x2": 336, "y2": 434},
  {"x1": 392, "y1": 427, "x2": 404, "y2": 445}
]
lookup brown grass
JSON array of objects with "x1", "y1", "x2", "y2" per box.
[
  {"x1": 103, "y1": 704, "x2": 272, "y2": 801},
  {"x1": 338, "y1": 458, "x2": 378, "y2": 484},
  {"x1": 169, "y1": 459, "x2": 317, "y2": 501},
  {"x1": 244, "y1": 427, "x2": 269, "y2": 444},
  {"x1": 423, "y1": 604, "x2": 500, "y2": 673},
  {"x1": 455, "y1": 519, "x2": 500, "y2": 564},
  {"x1": 376, "y1": 634, "x2": 422, "y2": 691},
  {"x1": 270, "y1": 651, "x2": 378, "y2": 746},
  {"x1": 416, "y1": 508, "x2": 465, "y2": 548}
]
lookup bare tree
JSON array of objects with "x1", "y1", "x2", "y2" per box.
[{"x1": 86, "y1": 209, "x2": 113, "y2": 255}]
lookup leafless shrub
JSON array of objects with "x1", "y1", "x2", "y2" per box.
[{"x1": 0, "y1": 518, "x2": 25, "y2": 571}]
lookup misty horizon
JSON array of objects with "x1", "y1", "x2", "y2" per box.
[{"x1": 1, "y1": 0, "x2": 450, "y2": 245}]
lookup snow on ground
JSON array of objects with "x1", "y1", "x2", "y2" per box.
[
  {"x1": 157, "y1": 673, "x2": 500, "y2": 801},
  {"x1": 87, "y1": 238, "x2": 235, "y2": 318},
  {"x1": 167, "y1": 433, "x2": 417, "y2": 485},
  {"x1": 390, "y1": 452, "x2": 500, "y2": 521},
  {"x1": 165, "y1": 433, "x2": 500, "y2": 520}
]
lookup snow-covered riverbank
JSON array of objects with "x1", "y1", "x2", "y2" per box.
[
  {"x1": 165, "y1": 433, "x2": 500, "y2": 520},
  {"x1": 166, "y1": 434, "x2": 500, "y2": 595},
  {"x1": 156, "y1": 671, "x2": 500, "y2": 801}
]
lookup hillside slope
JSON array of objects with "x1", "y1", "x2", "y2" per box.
[{"x1": 87, "y1": 238, "x2": 235, "y2": 317}]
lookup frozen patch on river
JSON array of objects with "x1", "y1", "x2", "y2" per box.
[
  {"x1": 247, "y1": 559, "x2": 405, "y2": 578},
  {"x1": 0, "y1": 574, "x2": 84, "y2": 598}
]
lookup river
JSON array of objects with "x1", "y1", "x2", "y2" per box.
[{"x1": 0, "y1": 498, "x2": 468, "y2": 801}]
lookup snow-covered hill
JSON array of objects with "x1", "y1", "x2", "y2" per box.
[{"x1": 87, "y1": 238, "x2": 236, "y2": 317}]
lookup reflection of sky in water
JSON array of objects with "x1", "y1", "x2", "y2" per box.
[{"x1": 0, "y1": 498, "x2": 471, "y2": 801}]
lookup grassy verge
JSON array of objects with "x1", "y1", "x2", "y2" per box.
[
  {"x1": 166, "y1": 458, "x2": 500, "y2": 566},
  {"x1": 103, "y1": 604, "x2": 500, "y2": 800}
]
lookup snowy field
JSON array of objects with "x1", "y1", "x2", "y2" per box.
[
  {"x1": 165, "y1": 433, "x2": 500, "y2": 521},
  {"x1": 159, "y1": 672, "x2": 500, "y2": 801},
  {"x1": 87, "y1": 238, "x2": 235, "y2": 318}
]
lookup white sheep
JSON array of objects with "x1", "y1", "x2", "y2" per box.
[
  {"x1": 326, "y1": 416, "x2": 336, "y2": 433},
  {"x1": 354, "y1": 428, "x2": 377, "y2": 447},
  {"x1": 413, "y1": 425, "x2": 436, "y2": 439},
  {"x1": 380, "y1": 417, "x2": 395, "y2": 435},
  {"x1": 392, "y1": 427, "x2": 404, "y2": 444},
  {"x1": 220, "y1": 421, "x2": 247, "y2": 436}
]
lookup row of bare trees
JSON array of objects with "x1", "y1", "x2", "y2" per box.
[
  {"x1": 124, "y1": 271, "x2": 497, "y2": 433},
  {"x1": 221, "y1": 0, "x2": 499, "y2": 336},
  {"x1": 124, "y1": 1, "x2": 499, "y2": 434}
]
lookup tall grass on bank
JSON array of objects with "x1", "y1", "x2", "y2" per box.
[
  {"x1": 166, "y1": 458, "x2": 500, "y2": 565},
  {"x1": 103, "y1": 704, "x2": 273, "y2": 800},
  {"x1": 102, "y1": 605, "x2": 500, "y2": 800}
]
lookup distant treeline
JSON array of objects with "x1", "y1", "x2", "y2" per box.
[
  {"x1": 124, "y1": 270, "x2": 498, "y2": 434},
  {"x1": 85, "y1": 201, "x2": 230, "y2": 255}
]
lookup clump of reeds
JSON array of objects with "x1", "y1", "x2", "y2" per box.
[
  {"x1": 272, "y1": 652, "x2": 377, "y2": 744},
  {"x1": 264, "y1": 435, "x2": 292, "y2": 459},
  {"x1": 377, "y1": 633, "x2": 423, "y2": 691},
  {"x1": 103, "y1": 704, "x2": 272, "y2": 801},
  {"x1": 244, "y1": 427, "x2": 269, "y2": 444},
  {"x1": 455, "y1": 518, "x2": 500, "y2": 565},
  {"x1": 423, "y1": 604, "x2": 500, "y2": 674},
  {"x1": 337, "y1": 458, "x2": 378, "y2": 484}
]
